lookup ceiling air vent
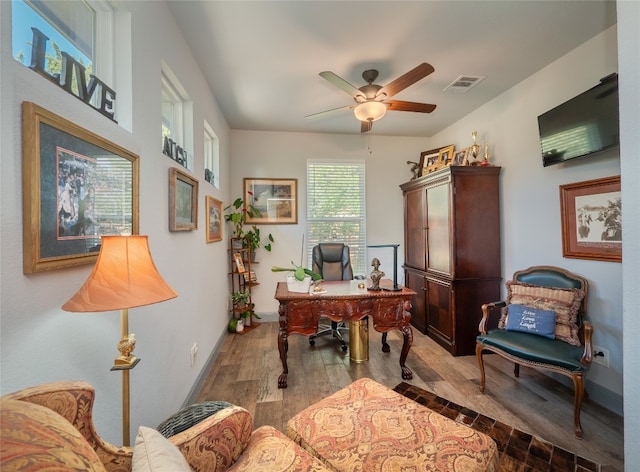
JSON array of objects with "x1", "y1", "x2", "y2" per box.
[{"x1": 443, "y1": 75, "x2": 486, "y2": 93}]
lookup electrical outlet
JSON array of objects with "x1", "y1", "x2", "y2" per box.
[
  {"x1": 593, "y1": 345, "x2": 609, "y2": 368},
  {"x1": 190, "y1": 343, "x2": 199, "y2": 367}
]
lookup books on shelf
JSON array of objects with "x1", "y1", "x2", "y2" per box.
[{"x1": 243, "y1": 270, "x2": 257, "y2": 283}]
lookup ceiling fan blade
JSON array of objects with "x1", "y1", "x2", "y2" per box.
[
  {"x1": 305, "y1": 104, "x2": 354, "y2": 119},
  {"x1": 361, "y1": 120, "x2": 372, "y2": 133},
  {"x1": 320, "y1": 71, "x2": 366, "y2": 99},
  {"x1": 385, "y1": 100, "x2": 437, "y2": 113},
  {"x1": 377, "y1": 63, "x2": 435, "y2": 99}
]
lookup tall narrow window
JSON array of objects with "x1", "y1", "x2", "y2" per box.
[
  {"x1": 307, "y1": 160, "x2": 366, "y2": 275},
  {"x1": 203, "y1": 121, "x2": 219, "y2": 188},
  {"x1": 161, "y1": 65, "x2": 193, "y2": 171}
]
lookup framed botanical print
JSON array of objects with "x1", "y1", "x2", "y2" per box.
[{"x1": 560, "y1": 175, "x2": 621, "y2": 262}]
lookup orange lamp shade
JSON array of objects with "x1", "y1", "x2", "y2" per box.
[{"x1": 62, "y1": 235, "x2": 177, "y2": 312}]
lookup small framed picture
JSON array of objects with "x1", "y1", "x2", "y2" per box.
[
  {"x1": 233, "y1": 253, "x2": 246, "y2": 273},
  {"x1": 169, "y1": 167, "x2": 198, "y2": 231},
  {"x1": 560, "y1": 175, "x2": 621, "y2": 262},
  {"x1": 419, "y1": 148, "x2": 440, "y2": 177},
  {"x1": 437, "y1": 144, "x2": 455, "y2": 167},
  {"x1": 451, "y1": 147, "x2": 470, "y2": 166},
  {"x1": 205, "y1": 196, "x2": 223, "y2": 243}
]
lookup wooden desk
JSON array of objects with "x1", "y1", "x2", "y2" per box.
[{"x1": 274, "y1": 280, "x2": 415, "y2": 388}]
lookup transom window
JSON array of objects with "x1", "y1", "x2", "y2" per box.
[
  {"x1": 203, "y1": 121, "x2": 219, "y2": 188},
  {"x1": 306, "y1": 160, "x2": 366, "y2": 276}
]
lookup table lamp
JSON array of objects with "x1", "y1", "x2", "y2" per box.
[{"x1": 62, "y1": 235, "x2": 177, "y2": 446}]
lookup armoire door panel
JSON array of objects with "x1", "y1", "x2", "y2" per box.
[{"x1": 426, "y1": 183, "x2": 450, "y2": 274}]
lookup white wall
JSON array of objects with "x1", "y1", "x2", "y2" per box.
[
  {"x1": 229, "y1": 131, "x2": 431, "y2": 314},
  {"x1": 617, "y1": 0, "x2": 640, "y2": 467},
  {"x1": 0, "y1": 1, "x2": 231, "y2": 443}
]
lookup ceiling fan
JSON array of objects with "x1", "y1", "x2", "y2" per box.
[{"x1": 308, "y1": 62, "x2": 437, "y2": 133}]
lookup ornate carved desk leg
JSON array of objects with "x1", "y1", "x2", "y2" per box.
[
  {"x1": 381, "y1": 332, "x2": 390, "y2": 353},
  {"x1": 277, "y1": 303, "x2": 289, "y2": 388},
  {"x1": 399, "y1": 324, "x2": 413, "y2": 379},
  {"x1": 399, "y1": 300, "x2": 413, "y2": 380}
]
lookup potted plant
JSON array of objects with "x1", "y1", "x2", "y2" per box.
[
  {"x1": 224, "y1": 196, "x2": 275, "y2": 252},
  {"x1": 229, "y1": 290, "x2": 260, "y2": 332},
  {"x1": 271, "y1": 261, "x2": 322, "y2": 293}
]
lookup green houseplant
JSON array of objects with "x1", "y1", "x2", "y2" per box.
[{"x1": 224, "y1": 196, "x2": 274, "y2": 251}]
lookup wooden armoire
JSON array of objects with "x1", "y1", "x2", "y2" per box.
[{"x1": 400, "y1": 166, "x2": 501, "y2": 356}]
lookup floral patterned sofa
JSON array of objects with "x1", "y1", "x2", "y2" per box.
[
  {"x1": 1, "y1": 379, "x2": 499, "y2": 471},
  {"x1": 0, "y1": 381, "x2": 329, "y2": 472}
]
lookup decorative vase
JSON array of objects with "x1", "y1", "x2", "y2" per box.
[
  {"x1": 236, "y1": 318, "x2": 244, "y2": 333},
  {"x1": 286, "y1": 275, "x2": 312, "y2": 293}
]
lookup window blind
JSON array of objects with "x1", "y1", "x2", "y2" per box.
[{"x1": 307, "y1": 160, "x2": 366, "y2": 276}]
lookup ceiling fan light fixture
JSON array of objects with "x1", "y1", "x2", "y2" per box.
[{"x1": 354, "y1": 101, "x2": 387, "y2": 122}]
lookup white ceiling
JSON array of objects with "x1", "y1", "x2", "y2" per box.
[{"x1": 166, "y1": 0, "x2": 617, "y2": 138}]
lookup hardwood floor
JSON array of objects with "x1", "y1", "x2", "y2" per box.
[{"x1": 195, "y1": 321, "x2": 624, "y2": 471}]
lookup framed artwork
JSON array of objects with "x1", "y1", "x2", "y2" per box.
[
  {"x1": 419, "y1": 148, "x2": 440, "y2": 177},
  {"x1": 451, "y1": 147, "x2": 470, "y2": 166},
  {"x1": 243, "y1": 178, "x2": 297, "y2": 224},
  {"x1": 169, "y1": 167, "x2": 198, "y2": 231},
  {"x1": 21, "y1": 101, "x2": 139, "y2": 274},
  {"x1": 437, "y1": 144, "x2": 455, "y2": 167},
  {"x1": 205, "y1": 196, "x2": 223, "y2": 242},
  {"x1": 233, "y1": 253, "x2": 246, "y2": 273},
  {"x1": 560, "y1": 175, "x2": 621, "y2": 262}
]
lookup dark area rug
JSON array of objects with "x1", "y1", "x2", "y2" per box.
[{"x1": 393, "y1": 382, "x2": 601, "y2": 472}]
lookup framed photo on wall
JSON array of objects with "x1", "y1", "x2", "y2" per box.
[
  {"x1": 169, "y1": 167, "x2": 198, "y2": 231},
  {"x1": 244, "y1": 178, "x2": 297, "y2": 224},
  {"x1": 21, "y1": 101, "x2": 140, "y2": 274},
  {"x1": 205, "y1": 196, "x2": 223, "y2": 242},
  {"x1": 560, "y1": 175, "x2": 621, "y2": 262}
]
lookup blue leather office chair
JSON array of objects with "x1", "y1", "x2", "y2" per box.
[{"x1": 309, "y1": 243, "x2": 353, "y2": 351}]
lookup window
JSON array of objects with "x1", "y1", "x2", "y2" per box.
[
  {"x1": 307, "y1": 161, "x2": 366, "y2": 275},
  {"x1": 161, "y1": 63, "x2": 193, "y2": 171},
  {"x1": 12, "y1": 0, "x2": 124, "y2": 123},
  {"x1": 12, "y1": 0, "x2": 96, "y2": 70},
  {"x1": 203, "y1": 121, "x2": 219, "y2": 188}
]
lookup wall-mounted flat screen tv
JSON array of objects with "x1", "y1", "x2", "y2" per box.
[{"x1": 537, "y1": 73, "x2": 619, "y2": 167}]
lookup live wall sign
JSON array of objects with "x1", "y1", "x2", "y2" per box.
[{"x1": 28, "y1": 27, "x2": 117, "y2": 122}]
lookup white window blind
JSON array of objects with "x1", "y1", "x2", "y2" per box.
[{"x1": 307, "y1": 160, "x2": 366, "y2": 276}]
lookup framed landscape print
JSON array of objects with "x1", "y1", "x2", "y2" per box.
[
  {"x1": 206, "y1": 196, "x2": 223, "y2": 242},
  {"x1": 169, "y1": 167, "x2": 198, "y2": 231},
  {"x1": 22, "y1": 101, "x2": 139, "y2": 274},
  {"x1": 560, "y1": 175, "x2": 621, "y2": 262},
  {"x1": 243, "y1": 178, "x2": 297, "y2": 224}
]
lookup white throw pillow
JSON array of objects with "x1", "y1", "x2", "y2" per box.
[{"x1": 132, "y1": 426, "x2": 192, "y2": 472}]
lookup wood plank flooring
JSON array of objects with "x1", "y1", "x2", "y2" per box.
[{"x1": 195, "y1": 321, "x2": 624, "y2": 471}]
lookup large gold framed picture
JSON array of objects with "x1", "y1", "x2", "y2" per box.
[
  {"x1": 244, "y1": 178, "x2": 297, "y2": 224},
  {"x1": 22, "y1": 101, "x2": 139, "y2": 274}
]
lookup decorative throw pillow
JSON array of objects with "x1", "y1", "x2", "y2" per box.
[
  {"x1": 132, "y1": 426, "x2": 192, "y2": 472},
  {"x1": 505, "y1": 304, "x2": 556, "y2": 338},
  {"x1": 499, "y1": 281, "x2": 585, "y2": 346},
  {"x1": 0, "y1": 399, "x2": 107, "y2": 472}
]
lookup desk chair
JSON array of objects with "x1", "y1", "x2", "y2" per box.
[{"x1": 309, "y1": 243, "x2": 353, "y2": 351}]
